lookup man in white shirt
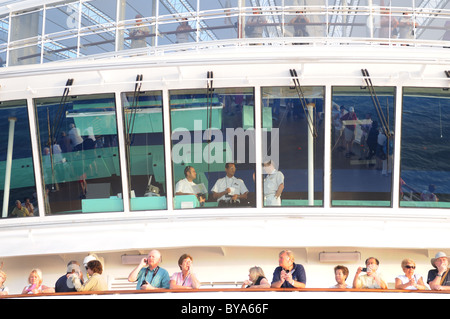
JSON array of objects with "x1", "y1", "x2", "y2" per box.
[
  {"x1": 175, "y1": 166, "x2": 205, "y2": 204},
  {"x1": 263, "y1": 160, "x2": 284, "y2": 206},
  {"x1": 211, "y1": 163, "x2": 249, "y2": 206}
]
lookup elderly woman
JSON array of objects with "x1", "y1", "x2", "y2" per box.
[
  {"x1": 331, "y1": 265, "x2": 351, "y2": 289},
  {"x1": 170, "y1": 254, "x2": 201, "y2": 289},
  {"x1": 242, "y1": 266, "x2": 270, "y2": 289},
  {"x1": 0, "y1": 270, "x2": 8, "y2": 295},
  {"x1": 71, "y1": 260, "x2": 107, "y2": 292},
  {"x1": 395, "y1": 258, "x2": 427, "y2": 290},
  {"x1": 22, "y1": 269, "x2": 55, "y2": 294}
]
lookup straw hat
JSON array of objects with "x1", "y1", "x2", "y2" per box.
[{"x1": 431, "y1": 252, "x2": 450, "y2": 268}]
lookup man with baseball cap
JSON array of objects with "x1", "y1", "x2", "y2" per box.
[{"x1": 427, "y1": 252, "x2": 450, "y2": 290}]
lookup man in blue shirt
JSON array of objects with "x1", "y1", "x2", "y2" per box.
[
  {"x1": 271, "y1": 250, "x2": 306, "y2": 288},
  {"x1": 128, "y1": 250, "x2": 170, "y2": 290}
]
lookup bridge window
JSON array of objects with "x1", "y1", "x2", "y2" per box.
[
  {"x1": 0, "y1": 14, "x2": 8, "y2": 67},
  {"x1": 121, "y1": 90, "x2": 167, "y2": 211},
  {"x1": 261, "y1": 86, "x2": 325, "y2": 207},
  {"x1": 400, "y1": 87, "x2": 450, "y2": 208},
  {"x1": 79, "y1": 0, "x2": 117, "y2": 56},
  {"x1": 199, "y1": 0, "x2": 239, "y2": 42},
  {"x1": 331, "y1": 86, "x2": 396, "y2": 207},
  {"x1": 34, "y1": 93, "x2": 124, "y2": 215},
  {"x1": 170, "y1": 87, "x2": 256, "y2": 210},
  {"x1": 9, "y1": 9, "x2": 43, "y2": 66},
  {"x1": 43, "y1": 2, "x2": 79, "y2": 63},
  {"x1": 0, "y1": 100, "x2": 38, "y2": 219}
]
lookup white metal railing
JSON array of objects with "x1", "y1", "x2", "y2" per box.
[{"x1": 0, "y1": 2, "x2": 448, "y2": 67}]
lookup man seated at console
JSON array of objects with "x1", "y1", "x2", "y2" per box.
[
  {"x1": 175, "y1": 166, "x2": 205, "y2": 205},
  {"x1": 211, "y1": 163, "x2": 249, "y2": 207}
]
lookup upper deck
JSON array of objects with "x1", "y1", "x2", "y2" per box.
[{"x1": 0, "y1": 0, "x2": 448, "y2": 67}]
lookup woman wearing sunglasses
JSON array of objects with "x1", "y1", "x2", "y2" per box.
[{"x1": 395, "y1": 259, "x2": 428, "y2": 290}]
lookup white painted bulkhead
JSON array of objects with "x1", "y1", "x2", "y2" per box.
[{"x1": 0, "y1": 44, "x2": 449, "y2": 296}]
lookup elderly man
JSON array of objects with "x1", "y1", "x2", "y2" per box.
[
  {"x1": 352, "y1": 257, "x2": 387, "y2": 289},
  {"x1": 211, "y1": 163, "x2": 248, "y2": 206},
  {"x1": 427, "y1": 252, "x2": 450, "y2": 291},
  {"x1": 128, "y1": 250, "x2": 170, "y2": 290},
  {"x1": 271, "y1": 250, "x2": 306, "y2": 288},
  {"x1": 11, "y1": 200, "x2": 32, "y2": 217}
]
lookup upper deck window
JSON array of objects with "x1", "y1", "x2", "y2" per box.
[
  {"x1": 261, "y1": 86, "x2": 325, "y2": 207},
  {"x1": 169, "y1": 88, "x2": 256, "y2": 209},
  {"x1": 0, "y1": 100, "x2": 38, "y2": 219},
  {"x1": 0, "y1": 1, "x2": 448, "y2": 67},
  {"x1": 400, "y1": 87, "x2": 450, "y2": 208},
  {"x1": 34, "y1": 93, "x2": 124, "y2": 215},
  {"x1": 331, "y1": 86, "x2": 396, "y2": 207},
  {"x1": 121, "y1": 90, "x2": 167, "y2": 211}
]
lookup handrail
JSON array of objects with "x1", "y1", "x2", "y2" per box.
[
  {"x1": 1, "y1": 3, "x2": 449, "y2": 66},
  {"x1": 1, "y1": 287, "x2": 450, "y2": 299}
]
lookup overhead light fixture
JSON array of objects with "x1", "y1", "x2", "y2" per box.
[{"x1": 319, "y1": 251, "x2": 361, "y2": 263}]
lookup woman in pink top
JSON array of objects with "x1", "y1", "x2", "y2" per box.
[
  {"x1": 22, "y1": 269, "x2": 55, "y2": 295},
  {"x1": 170, "y1": 254, "x2": 201, "y2": 289}
]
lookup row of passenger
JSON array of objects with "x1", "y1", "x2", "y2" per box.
[{"x1": 1, "y1": 250, "x2": 449, "y2": 295}]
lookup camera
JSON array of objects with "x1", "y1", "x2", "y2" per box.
[{"x1": 361, "y1": 268, "x2": 368, "y2": 272}]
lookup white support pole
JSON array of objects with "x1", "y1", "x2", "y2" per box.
[
  {"x1": 2, "y1": 117, "x2": 17, "y2": 218},
  {"x1": 307, "y1": 103, "x2": 314, "y2": 206}
]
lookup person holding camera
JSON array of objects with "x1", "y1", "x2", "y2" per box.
[
  {"x1": 70, "y1": 260, "x2": 107, "y2": 292},
  {"x1": 55, "y1": 260, "x2": 84, "y2": 293},
  {"x1": 128, "y1": 250, "x2": 170, "y2": 290},
  {"x1": 352, "y1": 257, "x2": 388, "y2": 289},
  {"x1": 271, "y1": 250, "x2": 306, "y2": 289}
]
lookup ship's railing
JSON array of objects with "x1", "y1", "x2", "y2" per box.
[
  {"x1": 0, "y1": 1, "x2": 448, "y2": 67},
  {"x1": 1, "y1": 287, "x2": 450, "y2": 299}
]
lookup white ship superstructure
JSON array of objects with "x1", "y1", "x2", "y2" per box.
[{"x1": 0, "y1": 0, "x2": 449, "y2": 297}]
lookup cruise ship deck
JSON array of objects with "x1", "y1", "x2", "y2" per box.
[{"x1": 0, "y1": 0, "x2": 449, "y2": 298}]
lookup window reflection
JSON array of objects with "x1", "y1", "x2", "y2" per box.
[
  {"x1": 35, "y1": 93, "x2": 123, "y2": 215},
  {"x1": 122, "y1": 91, "x2": 167, "y2": 211},
  {"x1": 0, "y1": 100, "x2": 38, "y2": 218},
  {"x1": 331, "y1": 86, "x2": 395, "y2": 207},
  {"x1": 401, "y1": 88, "x2": 450, "y2": 208},
  {"x1": 262, "y1": 86, "x2": 325, "y2": 207},
  {"x1": 170, "y1": 88, "x2": 256, "y2": 209}
]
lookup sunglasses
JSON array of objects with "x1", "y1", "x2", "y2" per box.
[{"x1": 405, "y1": 265, "x2": 416, "y2": 269}]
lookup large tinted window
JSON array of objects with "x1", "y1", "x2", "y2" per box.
[
  {"x1": 170, "y1": 88, "x2": 255, "y2": 209},
  {"x1": 261, "y1": 86, "x2": 325, "y2": 207},
  {"x1": 0, "y1": 100, "x2": 38, "y2": 219},
  {"x1": 122, "y1": 90, "x2": 167, "y2": 211},
  {"x1": 401, "y1": 87, "x2": 450, "y2": 208},
  {"x1": 331, "y1": 87, "x2": 396, "y2": 207},
  {"x1": 35, "y1": 93, "x2": 123, "y2": 215}
]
